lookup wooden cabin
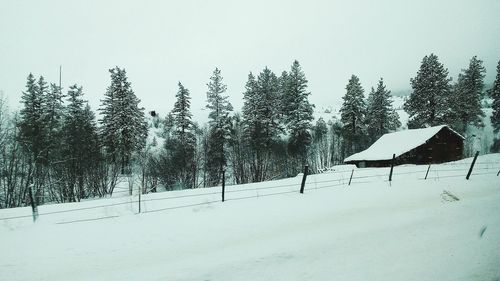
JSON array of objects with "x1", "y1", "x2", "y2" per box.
[{"x1": 344, "y1": 125, "x2": 464, "y2": 168}]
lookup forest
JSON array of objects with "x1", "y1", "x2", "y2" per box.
[{"x1": 1, "y1": 55, "x2": 499, "y2": 209}]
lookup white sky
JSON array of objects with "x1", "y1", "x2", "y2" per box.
[{"x1": 1, "y1": 0, "x2": 499, "y2": 121}]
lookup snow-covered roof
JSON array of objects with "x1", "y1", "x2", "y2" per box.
[{"x1": 344, "y1": 125, "x2": 464, "y2": 162}]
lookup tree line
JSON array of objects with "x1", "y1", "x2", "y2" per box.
[
  {"x1": 339, "y1": 55, "x2": 500, "y2": 158},
  {"x1": 152, "y1": 61, "x2": 316, "y2": 191},
  {"x1": 1, "y1": 56, "x2": 499, "y2": 209}
]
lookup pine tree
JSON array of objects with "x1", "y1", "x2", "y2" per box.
[
  {"x1": 162, "y1": 112, "x2": 175, "y2": 139},
  {"x1": 18, "y1": 74, "x2": 42, "y2": 157},
  {"x1": 19, "y1": 75, "x2": 51, "y2": 161},
  {"x1": 242, "y1": 68, "x2": 282, "y2": 182},
  {"x1": 169, "y1": 82, "x2": 196, "y2": 188},
  {"x1": 242, "y1": 72, "x2": 260, "y2": 148},
  {"x1": 41, "y1": 83, "x2": 65, "y2": 164},
  {"x1": 278, "y1": 71, "x2": 289, "y2": 115},
  {"x1": 205, "y1": 68, "x2": 233, "y2": 186},
  {"x1": 172, "y1": 82, "x2": 196, "y2": 146},
  {"x1": 365, "y1": 78, "x2": 401, "y2": 143},
  {"x1": 449, "y1": 56, "x2": 486, "y2": 134},
  {"x1": 340, "y1": 75, "x2": 366, "y2": 156},
  {"x1": 256, "y1": 67, "x2": 282, "y2": 146},
  {"x1": 99, "y1": 67, "x2": 148, "y2": 174},
  {"x1": 491, "y1": 60, "x2": 500, "y2": 134},
  {"x1": 206, "y1": 68, "x2": 233, "y2": 126},
  {"x1": 490, "y1": 60, "x2": 500, "y2": 152},
  {"x1": 229, "y1": 113, "x2": 248, "y2": 184},
  {"x1": 18, "y1": 75, "x2": 50, "y2": 207},
  {"x1": 62, "y1": 85, "x2": 102, "y2": 201},
  {"x1": 242, "y1": 69, "x2": 283, "y2": 148},
  {"x1": 60, "y1": 84, "x2": 83, "y2": 201},
  {"x1": 80, "y1": 104, "x2": 102, "y2": 170},
  {"x1": 404, "y1": 54, "x2": 452, "y2": 128},
  {"x1": 242, "y1": 72, "x2": 261, "y2": 182},
  {"x1": 282, "y1": 60, "x2": 314, "y2": 165}
]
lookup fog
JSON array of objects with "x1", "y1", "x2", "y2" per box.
[{"x1": 1, "y1": 0, "x2": 499, "y2": 120}]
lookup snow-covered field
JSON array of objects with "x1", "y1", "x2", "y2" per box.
[{"x1": 1, "y1": 154, "x2": 500, "y2": 281}]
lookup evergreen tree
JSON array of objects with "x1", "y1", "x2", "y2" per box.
[
  {"x1": 169, "y1": 82, "x2": 196, "y2": 188},
  {"x1": 206, "y1": 68, "x2": 233, "y2": 126},
  {"x1": 242, "y1": 72, "x2": 261, "y2": 182},
  {"x1": 41, "y1": 83, "x2": 65, "y2": 164},
  {"x1": 61, "y1": 85, "x2": 102, "y2": 201},
  {"x1": 404, "y1": 54, "x2": 452, "y2": 128},
  {"x1": 162, "y1": 112, "x2": 175, "y2": 139},
  {"x1": 229, "y1": 113, "x2": 248, "y2": 184},
  {"x1": 205, "y1": 68, "x2": 233, "y2": 186},
  {"x1": 242, "y1": 72, "x2": 260, "y2": 147},
  {"x1": 242, "y1": 68, "x2": 282, "y2": 182},
  {"x1": 18, "y1": 74, "x2": 42, "y2": 158},
  {"x1": 18, "y1": 75, "x2": 51, "y2": 161},
  {"x1": 80, "y1": 104, "x2": 106, "y2": 191},
  {"x1": 256, "y1": 67, "x2": 282, "y2": 146},
  {"x1": 449, "y1": 56, "x2": 486, "y2": 134},
  {"x1": 60, "y1": 85, "x2": 82, "y2": 201},
  {"x1": 282, "y1": 61, "x2": 314, "y2": 165},
  {"x1": 17, "y1": 75, "x2": 52, "y2": 208},
  {"x1": 340, "y1": 75, "x2": 366, "y2": 156},
  {"x1": 490, "y1": 60, "x2": 500, "y2": 152},
  {"x1": 491, "y1": 60, "x2": 500, "y2": 134},
  {"x1": 365, "y1": 78, "x2": 401, "y2": 143},
  {"x1": 278, "y1": 71, "x2": 289, "y2": 115},
  {"x1": 172, "y1": 82, "x2": 196, "y2": 146},
  {"x1": 99, "y1": 67, "x2": 148, "y2": 174}
]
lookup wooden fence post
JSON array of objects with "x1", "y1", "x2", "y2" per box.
[
  {"x1": 466, "y1": 151, "x2": 479, "y2": 180},
  {"x1": 348, "y1": 169, "x2": 354, "y2": 186},
  {"x1": 425, "y1": 164, "x2": 431, "y2": 180},
  {"x1": 300, "y1": 165, "x2": 308, "y2": 194},
  {"x1": 389, "y1": 154, "x2": 396, "y2": 182},
  {"x1": 28, "y1": 184, "x2": 38, "y2": 222},
  {"x1": 222, "y1": 169, "x2": 226, "y2": 202},
  {"x1": 138, "y1": 184, "x2": 141, "y2": 213}
]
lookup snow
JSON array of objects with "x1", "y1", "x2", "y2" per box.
[
  {"x1": 345, "y1": 125, "x2": 464, "y2": 162},
  {"x1": 1, "y1": 154, "x2": 500, "y2": 281}
]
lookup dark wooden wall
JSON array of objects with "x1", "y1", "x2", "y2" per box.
[{"x1": 399, "y1": 127, "x2": 463, "y2": 165}]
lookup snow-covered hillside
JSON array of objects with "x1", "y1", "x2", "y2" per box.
[
  {"x1": 314, "y1": 96, "x2": 407, "y2": 124},
  {"x1": 1, "y1": 154, "x2": 500, "y2": 281}
]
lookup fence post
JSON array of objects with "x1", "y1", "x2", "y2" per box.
[
  {"x1": 138, "y1": 184, "x2": 141, "y2": 213},
  {"x1": 221, "y1": 168, "x2": 226, "y2": 202},
  {"x1": 28, "y1": 184, "x2": 38, "y2": 222},
  {"x1": 466, "y1": 151, "x2": 479, "y2": 180},
  {"x1": 300, "y1": 165, "x2": 308, "y2": 194},
  {"x1": 348, "y1": 169, "x2": 354, "y2": 186},
  {"x1": 425, "y1": 164, "x2": 431, "y2": 180},
  {"x1": 389, "y1": 154, "x2": 396, "y2": 182}
]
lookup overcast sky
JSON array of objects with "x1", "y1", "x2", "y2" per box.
[{"x1": 1, "y1": 0, "x2": 499, "y2": 121}]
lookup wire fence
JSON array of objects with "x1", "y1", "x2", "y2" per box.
[{"x1": 1, "y1": 157, "x2": 499, "y2": 225}]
